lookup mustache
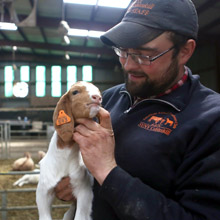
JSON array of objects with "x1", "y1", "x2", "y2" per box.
[{"x1": 123, "y1": 69, "x2": 147, "y2": 77}]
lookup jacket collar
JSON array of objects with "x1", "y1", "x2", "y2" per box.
[{"x1": 119, "y1": 67, "x2": 200, "y2": 112}]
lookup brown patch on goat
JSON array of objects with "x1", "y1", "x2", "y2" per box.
[{"x1": 53, "y1": 82, "x2": 100, "y2": 149}]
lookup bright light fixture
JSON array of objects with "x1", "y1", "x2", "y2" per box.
[
  {"x1": 0, "y1": 22, "x2": 17, "y2": 31},
  {"x1": 64, "y1": 35, "x2": 70, "y2": 44},
  {"x1": 98, "y1": 0, "x2": 131, "y2": 8},
  {"x1": 68, "y1": 28, "x2": 104, "y2": 38},
  {"x1": 65, "y1": 52, "x2": 70, "y2": 60},
  {"x1": 68, "y1": 28, "x2": 88, "y2": 37},
  {"x1": 63, "y1": 0, "x2": 131, "y2": 8},
  {"x1": 88, "y1": 30, "x2": 105, "y2": 38},
  {"x1": 13, "y1": 82, "x2": 29, "y2": 98},
  {"x1": 63, "y1": 0, "x2": 96, "y2": 5},
  {"x1": 13, "y1": 46, "x2": 18, "y2": 51}
]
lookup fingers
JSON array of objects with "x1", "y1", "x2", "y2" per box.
[
  {"x1": 55, "y1": 177, "x2": 75, "y2": 202},
  {"x1": 98, "y1": 107, "x2": 113, "y2": 130},
  {"x1": 76, "y1": 107, "x2": 112, "y2": 131}
]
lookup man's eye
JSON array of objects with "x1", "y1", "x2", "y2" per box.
[{"x1": 72, "y1": 90, "x2": 79, "y2": 95}]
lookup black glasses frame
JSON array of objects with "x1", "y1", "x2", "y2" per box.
[{"x1": 113, "y1": 46, "x2": 176, "y2": 65}]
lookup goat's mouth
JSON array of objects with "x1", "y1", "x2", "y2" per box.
[
  {"x1": 87, "y1": 102, "x2": 101, "y2": 118},
  {"x1": 86, "y1": 102, "x2": 101, "y2": 108}
]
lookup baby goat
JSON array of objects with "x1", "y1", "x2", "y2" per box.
[
  {"x1": 13, "y1": 169, "x2": 40, "y2": 187},
  {"x1": 36, "y1": 81, "x2": 102, "y2": 220},
  {"x1": 12, "y1": 152, "x2": 35, "y2": 171}
]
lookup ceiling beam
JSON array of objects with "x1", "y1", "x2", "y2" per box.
[
  {"x1": 0, "y1": 52, "x2": 119, "y2": 68},
  {"x1": 0, "y1": 39, "x2": 114, "y2": 55},
  {"x1": 0, "y1": 30, "x2": 9, "y2": 40},
  {"x1": 13, "y1": 15, "x2": 114, "y2": 31}
]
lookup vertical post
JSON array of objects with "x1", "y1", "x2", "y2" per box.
[
  {"x1": 1, "y1": 191, "x2": 8, "y2": 220},
  {"x1": 0, "y1": 125, "x2": 3, "y2": 159},
  {"x1": 3, "y1": 122, "x2": 11, "y2": 159},
  {"x1": 3, "y1": 123, "x2": 7, "y2": 159}
]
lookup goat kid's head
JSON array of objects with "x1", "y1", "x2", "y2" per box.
[{"x1": 53, "y1": 81, "x2": 102, "y2": 147}]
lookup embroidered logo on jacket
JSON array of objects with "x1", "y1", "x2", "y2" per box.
[{"x1": 138, "y1": 112, "x2": 178, "y2": 135}]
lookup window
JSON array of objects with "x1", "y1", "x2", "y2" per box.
[
  {"x1": 82, "y1": 65, "x2": 93, "y2": 82},
  {"x1": 4, "y1": 66, "x2": 14, "y2": 97},
  {"x1": 36, "y1": 66, "x2": 46, "y2": 97},
  {"x1": 20, "y1": 66, "x2": 30, "y2": 82},
  {"x1": 51, "y1": 66, "x2": 61, "y2": 97},
  {"x1": 67, "y1": 65, "x2": 77, "y2": 90}
]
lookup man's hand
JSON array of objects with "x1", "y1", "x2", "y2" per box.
[
  {"x1": 73, "y1": 107, "x2": 117, "y2": 185},
  {"x1": 55, "y1": 177, "x2": 76, "y2": 202}
]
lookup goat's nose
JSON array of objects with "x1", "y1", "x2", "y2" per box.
[{"x1": 92, "y1": 95, "x2": 102, "y2": 102}]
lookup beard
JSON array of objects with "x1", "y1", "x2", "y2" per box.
[{"x1": 123, "y1": 57, "x2": 179, "y2": 99}]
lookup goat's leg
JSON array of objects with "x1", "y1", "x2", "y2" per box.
[
  {"x1": 18, "y1": 180, "x2": 28, "y2": 187},
  {"x1": 73, "y1": 183, "x2": 93, "y2": 220},
  {"x1": 63, "y1": 203, "x2": 76, "y2": 220},
  {"x1": 13, "y1": 176, "x2": 25, "y2": 186},
  {"x1": 36, "y1": 183, "x2": 55, "y2": 220}
]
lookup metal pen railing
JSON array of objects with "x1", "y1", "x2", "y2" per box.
[{"x1": 0, "y1": 171, "x2": 70, "y2": 220}]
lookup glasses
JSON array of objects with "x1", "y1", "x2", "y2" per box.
[{"x1": 113, "y1": 46, "x2": 175, "y2": 66}]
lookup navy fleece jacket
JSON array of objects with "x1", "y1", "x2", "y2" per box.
[{"x1": 92, "y1": 67, "x2": 220, "y2": 220}]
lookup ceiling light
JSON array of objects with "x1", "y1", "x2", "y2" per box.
[
  {"x1": 68, "y1": 29, "x2": 88, "y2": 37},
  {"x1": 88, "y1": 30, "x2": 105, "y2": 38},
  {"x1": 13, "y1": 46, "x2": 17, "y2": 51},
  {"x1": 13, "y1": 82, "x2": 29, "y2": 98},
  {"x1": 63, "y1": 0, "x2": 131, "y2": 8},
  {"x1": 63, "y1": 0, "x2": 96, "y2": 5},
  {"x1": 63, "y1": 35, "x2": 70, "y2": 44},
  {"x1": 68, "y1": 29, "x2": 104, "y2": 38},
  {"x1": 65, "y1": 52, "x2": 70, "y2": 60},
  {"x1": 98, "y1": 0, "x2": 131, "y2": 8},
  {"x1": 0, "y1": 22, "x2": 17, "y2": 31}
]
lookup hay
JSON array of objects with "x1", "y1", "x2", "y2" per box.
[{"x1": 0, "y1": 159, "x2": 71, "y2": 220}]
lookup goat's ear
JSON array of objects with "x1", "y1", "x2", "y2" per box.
[{"x1": 53, "y1": 92, "x2": 74, "y2": 145}]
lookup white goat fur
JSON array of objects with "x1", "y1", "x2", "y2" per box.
[
  {"x1": 13, "y1": 169, "x2": 40, "y2": 187},
  {"x1": 36, "y1": 81, "x2": 102, "y2": 220}
]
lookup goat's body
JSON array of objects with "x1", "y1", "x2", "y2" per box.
[
  {"x1": 36, "y1": 81, "x2": 102, "y2": 220},
  {"x1": 36, "y1": 131, "x2": 93, "y2": 220},
  {"x1": 12, "y1": 153, "x2": 35, "y2": 171},
  {"x1": 13, "y1": 169, "x2": 39, "y2": 187}
]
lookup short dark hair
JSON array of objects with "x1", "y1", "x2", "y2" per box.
[{"x1": 166, "y1": 32, "x2": 191, "y2": 58}]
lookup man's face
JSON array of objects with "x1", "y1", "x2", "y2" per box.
[{"x1": 119, "y1": 33, "x2": 183, "y2": 98}]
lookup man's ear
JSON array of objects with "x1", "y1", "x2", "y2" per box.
[
  {"x1": 178, "y1": 39, "x2": 196, "y2": 65},
  {"x1": 53, "y1": 92, "x2": 75, "y2": 145}
]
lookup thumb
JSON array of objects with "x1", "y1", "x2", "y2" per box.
[{"x1": 97, "y1": 107, "x2": 112, "y2": 130}]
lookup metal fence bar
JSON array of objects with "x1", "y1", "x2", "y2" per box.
[
  {"x1": 0, "y1": 187, "x2": 70, "y2": 220},
  {"x1": 0, "y1": 121, "x2": 53, "y2": 159},
  {"x1": 0, "y1": 171, "x2": 40, "y2": 175},
  {"x1": 0, "y1": 204, "x2": 70, "y2": 211},
  {"x1": 0, "y1": 188, "x2": 37, "y2": 193}
]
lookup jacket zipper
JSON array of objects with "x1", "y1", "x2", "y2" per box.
[{"x1": 120, "y1": 91, "x2": 181, "y2": 113}]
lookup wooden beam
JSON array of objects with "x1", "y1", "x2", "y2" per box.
[
  {"x1": 0, "y1": 51, "x2": 119, "y2": 68},
  {"x1": 0, "y1": 40, "x2": 114, "y2": 56}
]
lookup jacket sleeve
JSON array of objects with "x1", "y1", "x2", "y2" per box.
[{"x1": 99, "y1": 131, "x2": 220, "y2": 220}]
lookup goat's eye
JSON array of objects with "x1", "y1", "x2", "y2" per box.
[{"x1": 72, "y1": 90, "x2": 79, "y2": 95}]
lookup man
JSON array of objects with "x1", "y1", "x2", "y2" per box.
[{"x1": 56, "y1": 0, "x2": 220, "y2": 219}]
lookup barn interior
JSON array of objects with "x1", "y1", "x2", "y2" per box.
[{"x1": 0, "y1": 0, "x2": 220, "y2": 219}]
